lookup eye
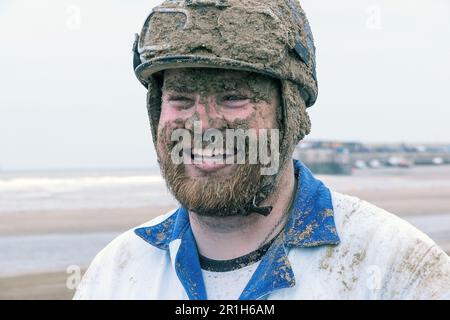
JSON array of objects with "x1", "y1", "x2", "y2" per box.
[
  {"x1": 168, "y1": 95, "x2": 195, "y2": 110},
  {"x1": 219, "y1": 95, "x2": 250, "y2": 107},
  {"x1": 224, "y1": 95, "x2": 247, "y2": 101}
]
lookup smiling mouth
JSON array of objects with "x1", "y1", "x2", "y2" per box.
[{"x1": 183, "y1": 148, "x2": 238, "y2": 172}]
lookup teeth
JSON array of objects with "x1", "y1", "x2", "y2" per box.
[
  {"x1": 212, "y1": 149, "x2": 235, "y2": 156},
  {"x1": 191, "y1": 149, "x2": 235, "y2": 157},
  {"x1": 225, "y1": 149, "x2": 235, "y2": 156},
  {"x1": 204, "y1": 149, "x2": 213, "y2": 157}
]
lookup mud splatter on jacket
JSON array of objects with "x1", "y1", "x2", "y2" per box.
[{"x1": 74, "y1": 160, "x2": 450, "y2": 300}]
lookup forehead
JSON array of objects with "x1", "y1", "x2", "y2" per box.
[
  {"x1": 164, "y1": 68, "x2": 252, "y2": 81},
  {"x1": 161, "y1": 68, "x2": 279, "y2": 95}
]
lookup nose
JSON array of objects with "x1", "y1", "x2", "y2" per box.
[{"x1": 186, "y1": 96, "x2": 220, "y2": 133}]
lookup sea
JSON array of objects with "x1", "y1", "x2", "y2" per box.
[{"x1": 0, "y1": 168, "x2": 177, "y2": 213}]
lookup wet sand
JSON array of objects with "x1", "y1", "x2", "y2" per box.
[
  {"x1": 0, "y1": 206, "x2": 173, "y2": 236},
  {"x1": 0, "y1": 270, "x2": 82, "y2": 300},
  {"x1": 334, "y1": 187, "x2": 450, "y2": 216}
]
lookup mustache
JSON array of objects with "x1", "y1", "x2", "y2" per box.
[{"x1": 163, "y1": 128, "x2": 256, "y2": 152}]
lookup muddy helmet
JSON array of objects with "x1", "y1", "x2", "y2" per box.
[
  {"x1": 133, "y1": 0, "x2": 317, "y2": 213},
  {"x1": 134, "y1": 0, "x2": 317, "y2": 105}
]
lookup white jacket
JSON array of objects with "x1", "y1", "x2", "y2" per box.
[{"x1": 74, "y1": 161, "x2": 450, "y2": 300}]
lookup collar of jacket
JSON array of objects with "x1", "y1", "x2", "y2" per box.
[{"x1": 135, "y1": 159, "x2": 340, "y2": 300}]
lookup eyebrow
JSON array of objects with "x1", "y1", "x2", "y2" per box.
[
  {"x1": 166, "y1": 94, "x2": 195, "y2": 101},
  {"x1": 164, "y1": 87, "x2": 252, "y2": 96},
  {"x1": 163, "y1": 89, "x2": 196, "y2": 96},
  {"x1": 162, "y1": 78, "x2": 254, "y2": 94}
]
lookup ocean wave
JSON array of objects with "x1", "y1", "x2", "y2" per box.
[{"x1": 0, "y1": 175, "x2": 165, "y2": 192}]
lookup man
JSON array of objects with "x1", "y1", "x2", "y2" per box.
[{"x1": 74, "y1": 0, "x2": 450, "y2": 299}]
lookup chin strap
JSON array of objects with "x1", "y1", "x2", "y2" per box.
[
  {"x1": 249, "y1": 195, "x2": 273, "y2": 216},
  {"x1": 133, "y1": 34, "x2": 141, "y2": 71},
  {"x1": 133, "y1": 33, "x2": 149, "y2": 88}
]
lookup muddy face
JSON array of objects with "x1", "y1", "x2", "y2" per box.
[{"x1": 157, "y1": 68, "x2": 281, "y2": 217}]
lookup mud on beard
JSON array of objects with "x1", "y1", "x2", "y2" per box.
[
  {"x1": 156, "y1": 126, "x2": 273, "y2": 217},
  {"x1": 161, "y1": 156, "x2": 262, "y2": 217}
]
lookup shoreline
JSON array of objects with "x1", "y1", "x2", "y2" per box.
[
  {"x1": 1, "y1": 186, "x2": 449, "y2": 237},
  {"x1": 0, "y1": 206, "x2": 174, "y2": 236}
]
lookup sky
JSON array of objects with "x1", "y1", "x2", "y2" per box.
[{"x1": 0, "y1": 0, "x2": 449, "y2": 170}]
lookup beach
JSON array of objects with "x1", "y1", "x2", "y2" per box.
[{"x1": 1, "y1": 165, "x2": 449, "y2": 299}]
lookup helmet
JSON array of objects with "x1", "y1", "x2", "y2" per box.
[
  {"x1": 134, "y1": 0, "x2": 317, "y2": 107},
  {"x1": 133, "y1": 0, "x2": 316, "y2": 213}
]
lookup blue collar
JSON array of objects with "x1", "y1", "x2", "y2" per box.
[{"x1": 135, "y1": 159, "x2": 340, "y2": 300}]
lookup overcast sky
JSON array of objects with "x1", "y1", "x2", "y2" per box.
[{"x1": 1, "y1": 0, "x2": 449, "y2": 170}]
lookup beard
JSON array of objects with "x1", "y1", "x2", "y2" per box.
[{"x1": 157, "y1": 126, "x2": 264, "y2": 217}]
